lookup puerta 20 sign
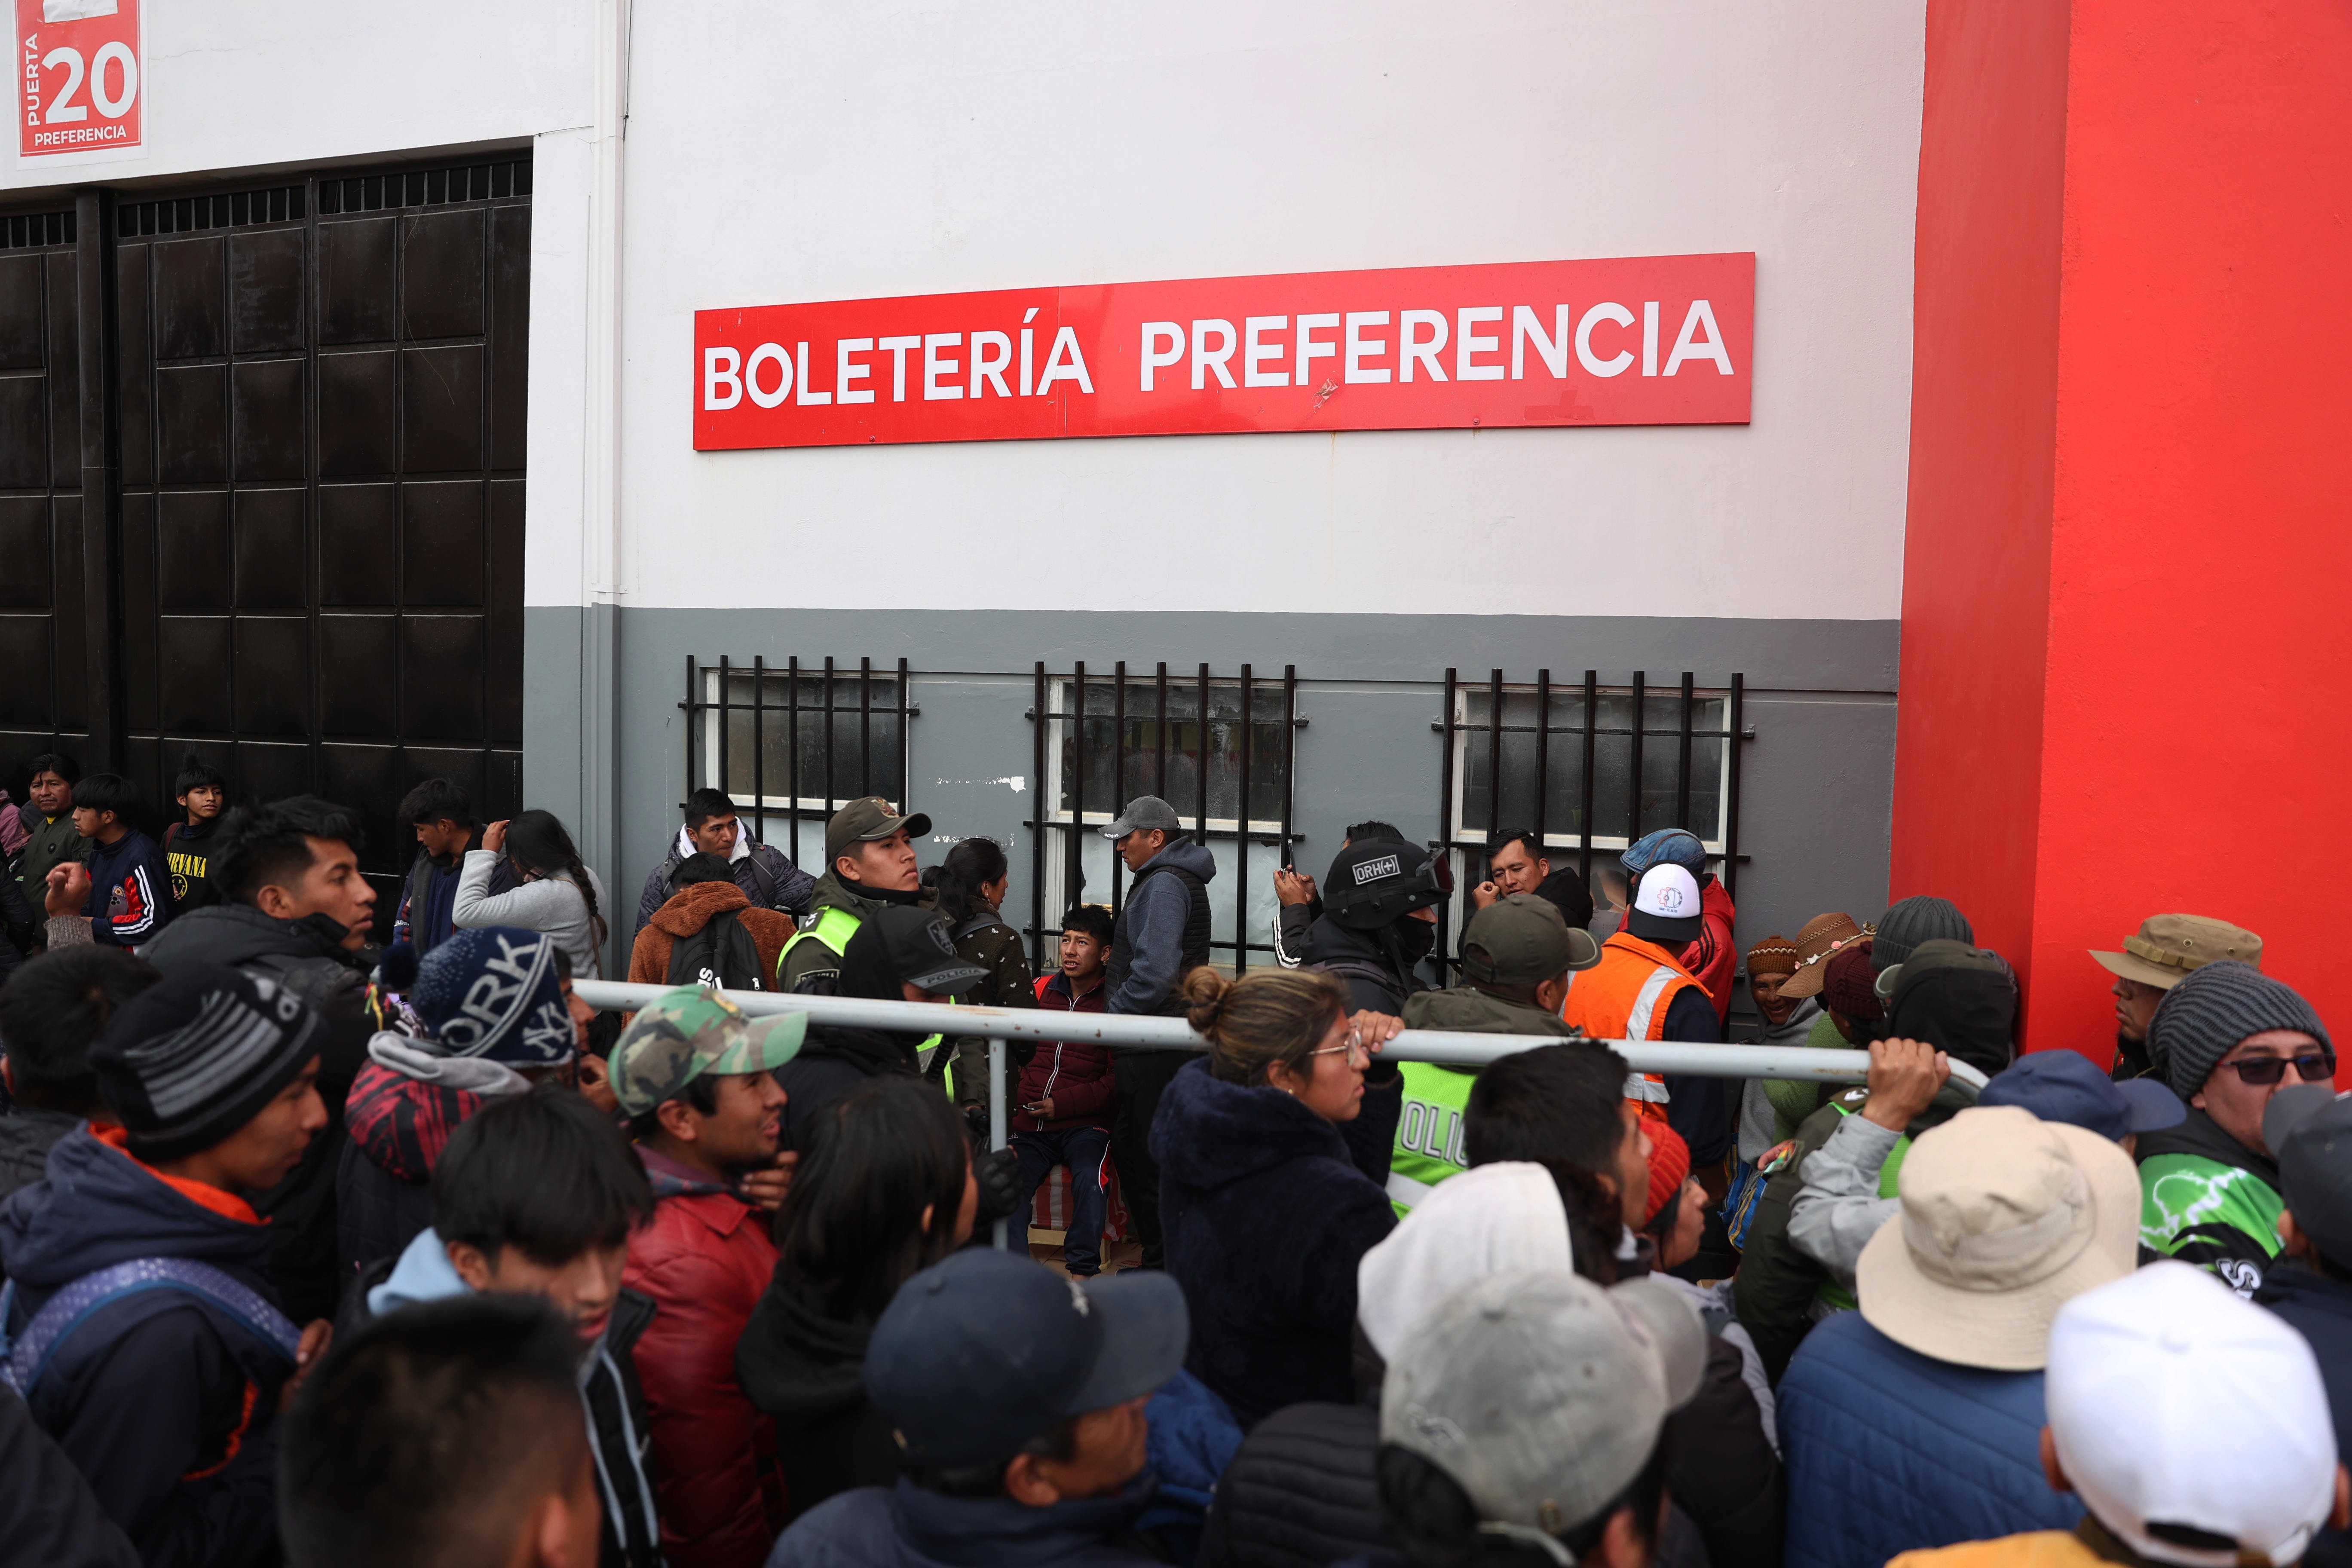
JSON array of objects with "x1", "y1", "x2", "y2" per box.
[
  {"x1": 694, "y1": 252, "x2": 1753, "y2": 451},
  {"x1": 18, "y1": 0, "x2": 143, "y2": 159}
]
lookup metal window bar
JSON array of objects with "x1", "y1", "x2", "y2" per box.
[
  {"x1": 1026, "y1": 664, "x2": 1299, "y2": 974},
  {"x1": 678, "y1": 655, "x2": 916, "y2": 861},
  {"x1": 0, "y1": 209, "x2": 75, "y2": 249},
  {"x1": 1435, "y1": 667, "x2": 1752, "y2": 910}
]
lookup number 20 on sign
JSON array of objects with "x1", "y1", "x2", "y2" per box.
[{"x1": 18, "y1": 0, "x2": 142, "y2": 159}]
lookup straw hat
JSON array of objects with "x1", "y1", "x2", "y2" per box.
[{"x1": 1777, "y1": 912, "x2": 1870, "y2": 999}]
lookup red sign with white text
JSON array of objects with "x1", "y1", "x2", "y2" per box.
[
  {"x1": 17, "y1": 0, "x2": 143, "y2": 159},
  {"x1": 694, "y1": 253, "x2": 1751, "y2": 450}
]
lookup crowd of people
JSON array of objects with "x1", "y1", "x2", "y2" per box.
[{"x1": 0, "y1": 756, "x2": 2346, "y2": 1568}]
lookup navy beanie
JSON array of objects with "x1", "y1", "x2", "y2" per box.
[
  {"x1": 2147, "y1": 960, "x2": 2332, "y2": 1100},
  {"x1": 1873, "y1": 896, "x2": 1973, "y2": 971},
  {"x1": 408, "y1": 927, "x2": 575, "y2": 1066}
]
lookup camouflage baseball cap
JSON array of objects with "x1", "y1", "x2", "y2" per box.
[{"x1": 608, "y1": 987, "x2": 808, "y2": 1116}]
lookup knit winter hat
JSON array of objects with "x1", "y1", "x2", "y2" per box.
[
  {"x1": 1874, "y1": 896, "x2": 1974, "y2": 971},
  {"x1": 1822, "y1": 941, "x2": 1884, "y2": 1023},
  {"x1": 2146, "y1": 961, "x2": 2332, "y2": 1101},
  {"x1": 407, "y1": 927, "x2": 576, "y2": 1066},
  {"x1": 1745, "y1": 935, "x2": 1801, "y2": 980},
  {"x1": 91, "y1": 963, "x2": 324, "y2": 1161},
  {"x1": 1644, "y1": 1123, "x2": 1692, "y2": 1228}
]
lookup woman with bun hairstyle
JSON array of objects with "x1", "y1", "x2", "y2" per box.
[{"x1": 1153, "y1": 966, "x2": 1405, "y2": 1429}]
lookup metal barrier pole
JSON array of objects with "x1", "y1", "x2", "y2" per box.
[
  {"x1": 989, "y1": 1039, "x2": 1010, "y2": 1250},
  {"x1": 569, "y1": 980, "x2": 1986, "y2": 1088}
]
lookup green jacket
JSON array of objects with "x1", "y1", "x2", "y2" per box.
[
  {"x1": 1760, "y1": 1012, "x2": 1859, "y2": 1137},
  {"x1": 17, "y1": 810, "x2": 87, "y2": 913},
  {"x1": 1387, "y1": 987, "x2": 1580, "y2": 1214},
  {"x1": 774, "y1": 870, "x2": 895, "y2": 994},
  {"x1": 2135, "y1": 1107, "x2": 2283, "y2": 1296},
  {"x1": 945, "y1": 913, "x2": 1036, "y2": 1110},
  {"x1": 1732, "y1": 1078, "x2": 1976, "y2": 1385}
]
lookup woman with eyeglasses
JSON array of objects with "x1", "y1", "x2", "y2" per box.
[
  {"x1": 2136, "y1": 959, "x2": 2334, "y2": 1295},
  {"x1": 1152, "y1": 965, "x2": 1403, "y2": 1430}
]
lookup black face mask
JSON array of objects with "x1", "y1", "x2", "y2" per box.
[{"x1": 1387, "y1": 915, "x2": 1438, "y2": 968}]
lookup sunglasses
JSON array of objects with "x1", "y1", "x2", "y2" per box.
[{"x1": 2223, "y1": 1053, "x2": 2335, "y2": 1086}]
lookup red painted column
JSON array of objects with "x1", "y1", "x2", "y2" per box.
[{"x1": 1892, "y1": 0, "x2": 2352, "y2": 1060}]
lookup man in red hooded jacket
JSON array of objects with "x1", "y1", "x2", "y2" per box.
[
  {"x1": 612, "y1": 988, "x2": 809, "y2": 1568},
  {"x1": 1618, "y1": 828, "x2": 1738, "y2": 1025},
  {"x1": 1009, "y1": 906, "x2": 1118, "y2": 1275}
]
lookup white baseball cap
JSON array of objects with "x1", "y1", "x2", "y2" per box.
[
  {"x1": 1627, "y1": 863, "x2": 1703, "y2": 944},
  {"x1": 2047, "y1": 1261, "x2": 2340, "y2": 1568},
  {"x1": 1356, "y1": 1162, "x2": 1574, "y2": 1361}
]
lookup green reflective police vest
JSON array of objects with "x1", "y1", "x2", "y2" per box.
[
  {"x1": 776, "y1": 905, "x2": 947, "y2": 1080},
  {"x1": 1386, "y1": 1063, "x2": 1477, "y2": 1216}
]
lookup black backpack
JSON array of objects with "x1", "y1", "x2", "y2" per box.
[{"x1": 665, "y1": 910, "x2": 766, "y2": 992}]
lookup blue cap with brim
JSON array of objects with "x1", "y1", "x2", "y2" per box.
[
  {"x1": 1980, "y1": 1049, "x2": 2186, "y2": 1142},
  {"x1": 864, "y1": 1249, "x2": 1189, "y2": 1470}
]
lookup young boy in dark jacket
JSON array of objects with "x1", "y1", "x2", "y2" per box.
[
  {"x1": 71, "y1": 773, "x2": 172, "y2": 949},
  {"x1": 1011, "y1": 906, "x2": 1118, "y2": 1275},
  {"x1": 0, "y1": 964, "x2": 334, "y2": 1568},
  {"x1": 164, "y1": 754, "x2": 228, "y2": 915}
]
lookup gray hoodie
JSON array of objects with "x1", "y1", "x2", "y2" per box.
[{"x1": 1108, "y1": 835, "x2": 1218, "y2": 1016}]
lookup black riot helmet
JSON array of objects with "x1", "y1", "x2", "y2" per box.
[{"x1": 1324, "y1": 839, "x2": 1450, "y2": 931}]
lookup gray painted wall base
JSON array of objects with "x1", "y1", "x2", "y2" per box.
[{"x1": 525, "y1": 605, "x2": 1901, "y2": 983}]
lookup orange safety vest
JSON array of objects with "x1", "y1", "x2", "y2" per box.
[{"x1": 1558, "y1": 932, "x2": 1705, "y2": 1119}]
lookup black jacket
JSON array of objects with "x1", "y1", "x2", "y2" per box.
[
  {"x1": 1209, "y1": 1402, "x2": 1719, "y2": 1568},
  {"x1": 0, "y1": 1106, "x2": 80, "y2": 1205},
  {"x1": 1670, "y1": 1335, "x2": 1785, "y2": 1568},
  {"x1": 0, "y1": 1380, "x2": 141, "y2": 1568},
  {"x1": 0, "y1": 1128, "x2": 292, "y2": 1568},
  {"x1": 737, "y1": 1277, "x2": 902, "y2": 1523},
  {"x1": 138, "y1": 904, "x2": 382, "y2": 1323},
  {"x1": 1152, "y1": 1057, "x2": 1399, "y2": 1429},
  {"x1": 1197, "y1": 1402, "x2": 1387, "y2": 1568},
  {"x1": 2257, "y1": 1262, "x2": 2352, "y2": 1568},
  {"x1": 775, "y1": 1023, "x2": 921, "y2": 1153}
]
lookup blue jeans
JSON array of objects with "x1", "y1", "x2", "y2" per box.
[{"x1": 1013, "y1": 1125, "x2": 1113, "y2": 1274}]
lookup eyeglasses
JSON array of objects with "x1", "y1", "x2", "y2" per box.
[
  {"x1": 2223, "y1": 1053, "x2": 2335, "y2": 1086},
  {"x1": 1309, "y1": 1027, "x2": 1371, "y2": 1066}
]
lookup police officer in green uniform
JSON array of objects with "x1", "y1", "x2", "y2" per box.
[
  {"x1": 775, "y1": 796, "x2": 932, "y2": 995},
  {"x1": 1386, "y1": 893, "x2": 1603, "y2": 1213},
  {"x1": 772, "y1": 903, "x2": 988, "y2": 1150}
]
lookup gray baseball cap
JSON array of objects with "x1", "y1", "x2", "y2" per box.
[
  {"x1": 1101, "y1": 795, "x2": 1182, "y2": 839},
  {"x1": 1381, "y1": 1271, "x2": 1705, "y2": 1541},
  {"x1": 2267, "y1": 1087, "x2": 2352, "y2": 1268}
]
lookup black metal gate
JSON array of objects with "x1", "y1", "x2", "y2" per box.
[
  {"x1": 1025, "y1": 662, "x2": 1298, "y2": 975},
  {"x1": 678, "y1": 655, "x2": 913, "y2": 872},
  {"x1": 0, "y1": 208, "x2": 88, "y2": 794},
  {"x1": 1437, "y1": 668, "x2": 1749, "y2": 896},
  {"x1": 0, "y1": 158, "x2": 531, "y2": 928}
]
